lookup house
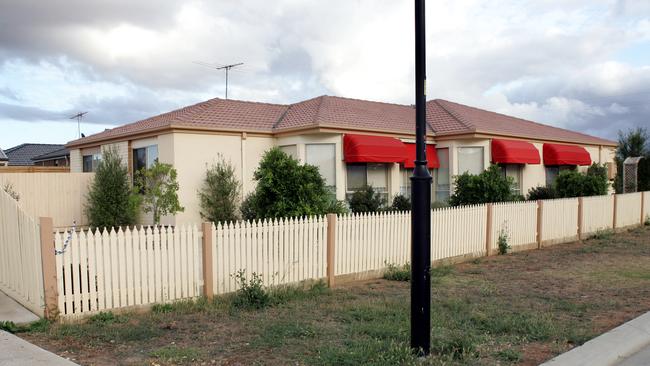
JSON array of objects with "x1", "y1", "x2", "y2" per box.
[
  {"x1": 65, "y1": 95, "x2": 617, "y2": 225},
  {"x1": 3, "y1": 144, "x2": 69, "y2": 166},
  {"x1": 0, "y1": 148, "x2": 7, "y2": 167}
]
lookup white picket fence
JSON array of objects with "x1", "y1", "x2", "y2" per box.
[
  {"x1": 54, "y1": 225, "x2": 202, "y2": 319},
  {"x1": 644, "y1": 192, "x2": 650, "y2": 221},
  {"x1": 616, "y1": 192, "x2": 643, "y2": 229},
  {"x1": 541, "y1": 198, "x2": 579, "y2": 244},
  {"x1": 582, "y1": 195, "x2": 614, "y2": 235},
  {"x1": 490, "y1": 201, "x2": 538, "y2": 251},
  {"x1": 211, "y1": 217, "x2": 328, "y2": 295},
  {"x1": 0, "y1": 190, "x2": 44, "y2": 316},
  {"x1": 432, "y1": 205, "x2": 487, "y2": 260}
]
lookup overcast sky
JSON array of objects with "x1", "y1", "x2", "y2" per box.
[{"x1": 1, "y1": 0, "x2": 649, "y2": 148}]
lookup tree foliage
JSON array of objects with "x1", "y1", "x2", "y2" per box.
[
  {"x1": 198, "y1": 157, "x2": 241, "y2": 223},
  {"x1": 554, "y1": 164, "x2": 609, "y2": 198},
  {"x1": 615, "y1": 127, "x2": 650, "y2": 193},
  {"x1": 390, "y1": 194, "x2": 411, "y2": 211},
  {"x1": 85, "y1": 147, "x2": 140, "y2": 229},
  {"x1": 135, "y1": 162, "x2": 184, "y2": 225},
  {"x1": 448, "y1": 165, "x2": 516, "y2": 206},
  {"x1": 348, "y1": 185, "x2": 386, "y2": 213},
  {"x1": 243, "y1": 148, "x2": 335, "y2": 219},
  {"x1": 526, "y1": 186, "x2": 557, "y2": 201}
]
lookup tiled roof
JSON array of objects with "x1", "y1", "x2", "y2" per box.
[
  {"x1": 5, "y1": 144, "x2": 66, "y2": 166},
  {"x1": 67, "y1": 95, "x2": 616, "y2": 147},
  {"x1": 0, "y1": 148, "x2": 7, "y2": 161},
  {"x1": 31, "y1": 147, "x2": 70, "y2": 162}
]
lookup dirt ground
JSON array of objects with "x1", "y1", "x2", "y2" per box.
[{"x1": 20, "y1": 225, "x2": 650, "y2": 365}]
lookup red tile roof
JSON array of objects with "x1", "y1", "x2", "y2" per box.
[{"x1": 67, "y1": 95, "x2": 616, "y2": 147}]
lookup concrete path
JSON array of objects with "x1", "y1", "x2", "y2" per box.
[
  {"x1": 0, "y1": 290, "x2": 38, "y2": 325},
  {"x1": 0, "y1": 330, "x2": 78, "y2": 365},
  {"x1": 542, "y1": 311, "x2": 650, "y2": 366}
]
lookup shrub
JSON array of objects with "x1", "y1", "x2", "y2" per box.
[
  {"x1": 348, "y1": 185, "x2": 385, "y2": 213},
  {"x1": 326, "y1": 199, "x2": 350, "y2": 215},
  {"x1": 240, "y1": 193, "x2": 258, "y2": 221},
  {"x1": 85, "y1": 147, "x2": 140, "y2": 229},
  {"x1": 554, "y1": 165, "x2": 608, "y2": 198},
  {"x1": 232, "y1": 270, "x2": 270, "y2": 309},
  {"x1": 497, "y1": 224, "x2": 510, "y2": 255},
  {"x1": 449, "y1": 165, "x2": 516, "y2": 206},
  {"x1": 527, "y1": 186, "x2": 557, "y2": 200},
  {"x1": 390, "y1": 194, "x2": 411, "y2": 211},
  {"x1": 198, "y1": 157, "x2": 241, "y2": 223},
  {"x1": 383, "y1": 262, "x2": 411, "y2": 281},
  {"x1": 243, "y1": 148, "x2": 332, "y2": 219},
  {"x1": 431, "y1": 201, "x2": 450, "y2": 209},
  {"x1": 2, "y1": 183, "x2": 19, "y2": 201},
  {"x1": 135, "y1": 162, "x2": 184, "y2": 225}
]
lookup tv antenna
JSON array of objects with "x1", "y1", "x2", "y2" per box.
[
  {"x1": 193, "y1": 61, "x2": 244, "y2": 99},
  {"x1": 69, "y1": 112, "x2": 88, "y2": 138}
]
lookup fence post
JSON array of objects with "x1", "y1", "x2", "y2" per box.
[
  {"x1": 201, "y1": 222, "x2": 214, "y2": 300},
  {"x1": 536, "y1": 200, "x2": 544, "y2": 249},
  {"x1": 485, "y1": 203, "x2": 493, "y2": 256},
  {"x1": 612, "y1": 194, "x2": 618, "y2": 230},
  {"x1": 326, "y1": 214, "x2": 337, "y2": 288},
  {"x1": 39, "y1": 217, "x2": 58, "y2": 320},
  {"x1": 577, "y1": 197, "x2": 584, "y2": 240}
]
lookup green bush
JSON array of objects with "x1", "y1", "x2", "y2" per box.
[
  {"x1": 431, "y1": 201, "x2": 450, "y2": 209},
  {"x1": 348, "y1": 185, "x2": 385, "y2": 213},
  {"x1": 383, "y1": 262, "x2": 411, "y2": 281},
  {"x1": 85, "y1": 147, "x2": 140, "y2": 229},
  {"x1": 326, "y1": 199, "x2": 350, "y2": 215},
  {"x1": 198, "y1": 157, "x2": 241, "y2": 223},
  {"x1": 390, "y1": 194, "x2": 411, "y2": 211},
  {"x1": 135, "y1": 162, "x2": 184, "y2": 225},
  {"x1": 527, "y1": 186, "x2": 557, "y2": 200},
  {"x1": 449, "y1": 165, "x2": 516, "y2": 206},
  {"x1": 242, "y1": 148, "x2": 332, "y2": 219},
  {"x1": 232, "y1": 270, "x2": 270, "y2": 309},
  {"x1": 554, "y1": 164, "x2": 608, "y2": 198}
]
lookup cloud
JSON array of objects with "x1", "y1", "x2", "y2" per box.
[{"x1": 0, "y1": 0, "x2": 649, "y2": 147}]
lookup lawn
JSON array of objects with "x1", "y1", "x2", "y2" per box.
[{"x1": 17, "y1": 225, "x2": 650, "y2": 365}]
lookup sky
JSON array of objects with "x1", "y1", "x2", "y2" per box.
[{"x1": 1, "y1": 0, "x2": 649, "y2": 149}]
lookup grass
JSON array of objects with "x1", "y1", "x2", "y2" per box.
[{"x1": 20, "y1": 226, "x2": 650, "y2": 365}]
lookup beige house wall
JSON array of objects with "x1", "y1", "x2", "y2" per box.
[
  {"x1": 101, "y1": 141, "x2": 128, "y2": 166},
  {"x1": 69, "y1": 149, "x2": 82, "y2": 172}
]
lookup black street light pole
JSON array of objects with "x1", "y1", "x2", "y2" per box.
[{"x1": 411, "y1": 0, "x2": 432, "y2": 356}]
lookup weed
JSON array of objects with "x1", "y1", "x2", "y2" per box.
[
  {"x1": 0, "y1": 319, "x2": 50, "y2": 334},
  {"x1": 496, "y1": 348, "x2": 522, "y2": 362},
  {"x1": 150, "y1": 346, "x2": 201, "y2": 364},
  {"x1": 471, "y1": 257, "x2": 482, "y2": 265},
  {"x1": 431, "y1": 328, "x2": 477, "y2": 360},
  {"x1": 645, "y1": 215, "x2": 650, "y2": 226},
  {"x1": 255, "y1": 320, "x2": 318, "y2": 347},
  {"x1": 88, "y1": 311, "x2": 126, "y2": 325},
  {"x1": 383, "y1": 262, "x2": 410, "y2": 281},
  {"x1": 0, "y1": 321, "x2": 18, "y2": 333},
  {"x1": 232, "y1": 270, "x2": 270, "y2": 309},
  {"x1": 152, "y1": 303, "x2": 174, "y2": 313},
  {"x1": 590, "y1": 229, "x2": 613, "y2": 240},
  {"x1": 314, "y1": 339, "x2": 416, "y2": 366},
  {"x1": 498, "y1": 224, "x2": 510, "y2": 255}
]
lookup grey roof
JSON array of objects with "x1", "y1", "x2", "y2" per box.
[
  {"x1": 5, "y1": 144, "x2": 66, "y2": 166},
  {"x1": 31, "y1": 147, "x2": 70, "y2": 162},
  {"x1": 0, "y1": 147, "x2": 7, "y2": 161}
]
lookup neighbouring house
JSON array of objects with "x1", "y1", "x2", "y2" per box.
[
  {"x1": 0, "y1": 148, "x2": 7, "y2": 166},
  {"x1": 4, "y1": 143, "x2": 70, "y2": 166},
  {"x1": 66, "y1": 95, "x2": 617, "y2": 225}
]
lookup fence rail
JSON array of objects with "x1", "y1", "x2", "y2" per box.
[{"x1": 0, "y1": 190, "x2": 44, "y2": 316}]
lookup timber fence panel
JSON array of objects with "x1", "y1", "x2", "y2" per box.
[
  {"x1": 55, "y1": 225, "x2": 202, "y2": 320},
  {"x1": 616, "y1": 193, "x2": 643, "y2": 229},
  {"x1": 581, "y1": 195, "x2": 614, "y2": 235},
  {"x1": 490, "y1": 201, "x2": 538, "y2": 252},
  {"x1": 0, "y1": 190, "x2": 44, "y2": 316},
  {"x1": 212, "y1": 216, "x2": 328, "y2": 295},
  {"x1": 0, "y1": 173, "x2": 94, "y2": 229},
  {"x1": 334, "y1": 211, "x2": 411, "y2": 277},
  {"x1": 644, "y1": 192, "x2": 650, "y2": 223},
  {"x1": 541, "y1": 198, "x2": 579, "y2": 245},
  {"x1": 431, "y1": 205, "x2": 487, "y2": 261}
]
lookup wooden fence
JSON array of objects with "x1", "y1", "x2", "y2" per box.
[
  {"x1": 0, "y1": 190, "x2": 44, "y2": 316},
  {"x1": 2, "y1": 191, "x2": 648, "y2": 321},
  {"x1": 0, "y1": 173, "x2": 94, "y2": 229},
  {"x1": 53, "y1": 225, "x2": 202, "y2": 320}
]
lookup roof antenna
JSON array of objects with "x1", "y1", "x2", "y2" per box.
[
  {"x1": 69, "y1": 112, "x2": 88, "y2": 138},
  {"x1": 193, "y1": 61, "x2": 244, "y2": 99}
]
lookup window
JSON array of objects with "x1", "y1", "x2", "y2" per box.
[
  {"x1": 500, "y1": 164, "x2": 522, "y2": 195},
  {"x1": 545, "y1": 165, "x2": 575, "y2": 186},
  {"x1": 458, "y1": 147, "x2": 484, "y2": 175},
  {"x1": 279, "y1": 145, "x2": 298, "y2": 159},
  {"x1": 435, "y1": 148, "x2": 450, "y2": 202},
  {"x1": 133, "y1": 145, "x2": 159, "y2": 173},
  {"x1": 82, "y1": 154, "x2": 101, "y2": 172},
  {"x1": 346, "y1": 163, "x2": 388, "y2": 201},
  {"x1": 305, "y1": 144, "x2": 336, "y2": 195},
  {"x1": 400, "y1": 167, "x2": 435, "y2": 199}
]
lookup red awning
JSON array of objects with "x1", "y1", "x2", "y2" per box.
[
  {"x1": 403, "y1": 143, "x2": 440, "y2": 168},
  {"x1": 491, "y1": 139, "x2": 541, "y2": 165},
  {"x1": 343, "y1": 134, "x2": 407, "y2": 163},
  {"x1": 543, "y1": 143, "x2": 592, "y2": 166}
]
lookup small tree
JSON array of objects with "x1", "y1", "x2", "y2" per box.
[
  {"x1": 348, "y1": 185, "x2": 385, "y2": 213},
  {"x1": 390, "y1": 194, "x2": 411, "y2": 211},
  {"x1": 615, "y1": 128, "x2": 649, "y2": 193},
  {"x1": 135, "y1": 162, "x2": 184, "y2": 225},
  {"x1": 449, "y1": 165, "x2": 515, "y2": 206},
  {"x1": 85, "y1": 147, "x2": 140, "y2": 229},
  {"x1": 198, "y1": 158, "x2": 241, "y2": 223},
  {"x1": 243, "y1": 148, "x2": 332, "y2": 219},
  {"x1": 554, "y1": 165, "x2": 608, "y2": 198}
]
